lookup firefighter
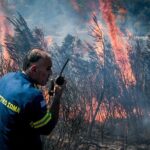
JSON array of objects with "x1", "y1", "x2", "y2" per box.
[{"x1": 0, "y1": 48, "x2": 65, "y2": 150}]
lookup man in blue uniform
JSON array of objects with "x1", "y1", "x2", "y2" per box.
[{"x1": 0, "y1": 49, "x2": 65, "y2": 150}]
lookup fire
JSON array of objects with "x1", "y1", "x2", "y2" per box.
[
  {"x1": 99, "y1": 0, "x2": 136, "y2": 85},
  {"x1": 117, "y1": 7, "x2": 127, "y2": 23},
  {"x1": 45, "y1": 36, "x2": 53, "y2": 47},
  {"x1": 119, "y1": 7, "x2": 127, "y2": 15},
  {"x1": 85, "y1": 98, "x2": 108, "y2": 122},
  {"x1": 126, "y1": 29, "x2": 133, "y2": 40},
  {"x1": 85, "y1": 97, "x2": 127, "y2": 123},
  {"x1": 0, "y1": 14, "x2": 9, "y2": 59},
  {"x1": 0, "y1": 1, "x2": 13, "y2": 60}
]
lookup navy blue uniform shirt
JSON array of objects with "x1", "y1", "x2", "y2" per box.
[{"x1": 0, "y1": 72, "x2": 54, "y2": 150}]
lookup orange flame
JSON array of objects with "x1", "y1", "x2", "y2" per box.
[
  {"x1": 117, "y1": 7, "x2": 127, "y2": 23},
  {"x1": 119, "y1": 7, "x2": 127, "y2": 15},
  {"x1": 0, "y1": 1, "x2": 13, "y2": 60},
  {"x1": 85, "y1": 97, "x2": 127, "y2": 123},
  {"x1": 45, "y1": 36, "x2": 53, "y2": 47},
  {"x1": 99, "y1": 0, "x2": 136, "y2": 85}
]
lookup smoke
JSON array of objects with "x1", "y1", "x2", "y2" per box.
[
  {"x1": 119, "y1": 0, "x2": 150, "y2": 35},
  {"x1": 3, "y1": 0, "x2": 149, "y2": 46},
  {"x1": 70, "y1": 0, "x2": 150, "y2": 36},
  {"x1": 6, "y1": 0, "x2": 90, "y2": 45}
]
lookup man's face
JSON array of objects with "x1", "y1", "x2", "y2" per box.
[{"x1": 35, "y1": 57, "x2": 52, "y2": 86}]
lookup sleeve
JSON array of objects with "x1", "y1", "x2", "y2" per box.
[{"x1": 28, "y1": 92, "x2": 57, "y2": 135}]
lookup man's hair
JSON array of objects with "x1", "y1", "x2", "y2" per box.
[{"x1": 23, "y1": 48, "x2": 51, "y2": 71}]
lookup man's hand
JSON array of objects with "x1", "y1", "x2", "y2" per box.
[
  {"x1": 48, "y1": 76, "x2": 66, "y2": 97},
  {"x1": 47, "y1": 76, "x2": 66, "y2": 110},
  {"x1": 54, "y1": 76, "x2": 66, "y2": 98}
]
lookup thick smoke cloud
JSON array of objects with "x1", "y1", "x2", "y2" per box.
[
  {"x1": 4, "y1": 0, "x2": 150, "y2": 44},
  {"x1": 115, "y1": 0, "x2": 150, "y2": 35},
  {"x1": 6, "y1": 0, "x2": 89, "y2": 44}
]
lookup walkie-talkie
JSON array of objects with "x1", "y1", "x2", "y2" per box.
[{"x1": 49, "y1": 58, "x2": 69, "y2": 96}]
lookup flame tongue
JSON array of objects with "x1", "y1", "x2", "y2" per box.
[
  {"x1": 85, "y1": 98, "x2": 127, "y2": 123},
  {"x1": 99, "y1": 0, "x2": 136, "y2": 85},
  {"x1": 0, "y1": 1, "x2": 13, "y2": 60}
]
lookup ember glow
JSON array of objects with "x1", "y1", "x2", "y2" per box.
[{"x1": 99, "y1": 0, "x2": 136, "y2": 85}]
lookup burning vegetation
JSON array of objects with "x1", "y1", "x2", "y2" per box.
[{"x1": 0, "y1": 1, "x2": 150, "y2": 150}]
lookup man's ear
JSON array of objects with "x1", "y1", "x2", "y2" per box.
[{"x1": 30, "y1": 65, "x2": 37, "y2": 73}]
